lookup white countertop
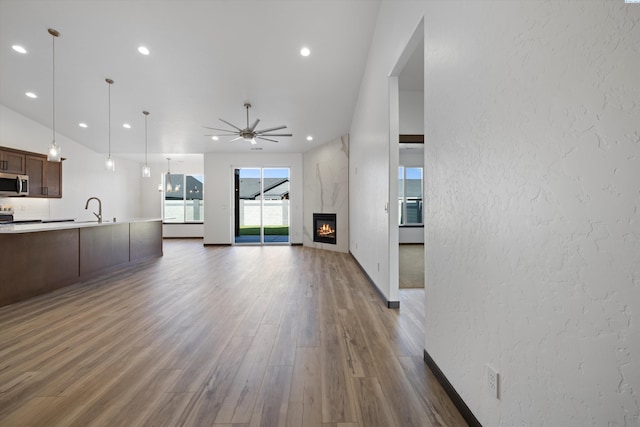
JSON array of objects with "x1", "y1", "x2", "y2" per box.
[{"x1": 0, "y1": 218, "x2": 161, "y2": 234}]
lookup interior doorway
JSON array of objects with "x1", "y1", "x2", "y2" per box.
[
  {"x1": 389, "y1": 18, "x2": 425, "y2": 300},
  {"x1": 234, "y1": 167, "x2": 290, "y2": 245},
  {"x1": 388, "y1": 18, "x2": 427, "y2": 310}
]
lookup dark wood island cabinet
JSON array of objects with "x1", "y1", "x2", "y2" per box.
[{"x1": 0, "y1": 219, "x2": 162, "y2": 307}]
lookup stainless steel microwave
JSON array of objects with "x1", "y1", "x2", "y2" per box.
[{"x1": 0, "y1": 172, "x2": 29, "y2": 196}]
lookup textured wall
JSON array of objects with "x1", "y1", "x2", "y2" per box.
[
  {"x1": 351, "y1": 0, "x2": 640, "y2": 425},
  {"x1": 303, "y1": 135, "x2": 349, "y2": 252},
  {"x1": 421, "y1": 1, "x2": 640, "y2": 425}
]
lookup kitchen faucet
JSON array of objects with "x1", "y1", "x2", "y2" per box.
[{"x1": 85, "y1": 197, "x2": 102, "y2": 223}]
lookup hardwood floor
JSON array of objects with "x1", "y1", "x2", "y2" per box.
[{"x1": 0, "y1": 240, "x2": 467, "y2": 426}]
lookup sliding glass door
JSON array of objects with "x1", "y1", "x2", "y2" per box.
[{"x1": 234, "y1": 167, "x2": 290, "y2": 245}]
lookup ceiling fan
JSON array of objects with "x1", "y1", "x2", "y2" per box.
[{"x1": 204, "y1": 102, "x2": 292, "y2": 145}]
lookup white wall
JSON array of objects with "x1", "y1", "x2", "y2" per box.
[
  {"x1": 398, "y1": 227, "x2": 422, "y2": 244},
  {"x1": 351, "y1": 1, "x2": 639, "y2": 426},
  {"x1": 0, "y1": 105, "x2": 141, "y2": 221},
  {"x1": 350, "y1": 4, "x2": 408, "y2": 302},
  {"x1": 303, "y1": 135, "x2": 349, "y2": 253},
  {"x1": 399, "y1": 90, "x2": 424, "y2": 134},
  {"x1": 163, "y1": 223, "x2": 204, "y2": 238},
  {"x1": 203, "y1": 152, "x2": 303, "y2": 245}
]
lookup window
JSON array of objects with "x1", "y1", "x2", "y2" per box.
[
  {"x1": 398, "y1": 166, "x2": 423, "y2": 225},
  {"x1": 163, "y1": 174, "x2": 203, "y2": 223}
]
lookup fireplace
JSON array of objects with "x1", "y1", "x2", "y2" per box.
[{"x1": 313, "y1": 213, "x2": 336, "y2": 244}]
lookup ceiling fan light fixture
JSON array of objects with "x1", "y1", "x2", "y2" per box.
[
  {"x1": 203, "y1": 102, "x2": 292, "y2": 145},
  {"x1": 242, "y1": 135, "x2": 257, "y2": 144}
]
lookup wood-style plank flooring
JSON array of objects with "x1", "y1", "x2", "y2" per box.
[{"x1": 0, "y1": 240, "x2": 467, "y2": 426}]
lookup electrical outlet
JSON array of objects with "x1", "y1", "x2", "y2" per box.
[{"x1": 487, "y1": 365, "x2": 499, "y2": 399}]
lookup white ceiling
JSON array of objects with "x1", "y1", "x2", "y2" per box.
[{"x1": 0, "y1": 0, "x2": 380, "y2": 161}]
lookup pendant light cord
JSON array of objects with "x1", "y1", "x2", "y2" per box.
[
  {"x1": 108, "y1": 82, "x2": 111, "y2": 157},
  {"x1": 47, "y1": 28, "x2": 61, "y2": 161},
  {"x1": 144, "y1": 112, "x2": 148, "y2": 165},
  {"x1": 52, "y1": 32, "x2": 56, "y2": 143}
]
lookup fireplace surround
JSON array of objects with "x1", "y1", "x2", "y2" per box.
[{"x1": 313, "y1": 213, "x2": 336, "y2": 244}]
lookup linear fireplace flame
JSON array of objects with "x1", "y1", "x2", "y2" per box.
[
  {"x1": 317, "y1": 223, "x2": 335, "y2": 238},
  {"x1": 313, "y1": 213, "x2": 336, "y2": 244}
]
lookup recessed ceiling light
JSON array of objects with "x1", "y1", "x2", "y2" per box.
[
  {"x1": 79, "y1": 123, "x2": 88, "y2": 128},
  {"x1": 211, "y1": 136, "x2": 219, "y2": 141},
  {"x1": 123, "y1": 123, "x2": 131, "y2": 129},
  {"x1": 12, "y1": 45, "x2": 27, "y2": 54},
  {"x1": 25, "y1": 92, "x2": 37, "y2": 98},
  {"x1": 138, "y1": 46, "x2": 150, "y2": 55},
  {"x1": 300, "y1": 47, "x2": 310, "y2": 57},
  {"x1": 306, "y1": 135, "x2": 313, "y2": 141}
]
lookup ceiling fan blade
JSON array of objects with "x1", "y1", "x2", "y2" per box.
[
  {"x1": 229, "y1": 136, "x2": 244, "y2": 142},
  {"x1": 259, "y1": 133, "x2": 292, "y2": 137},
  {"x1": 249, "y1": 119, "x2": 260, "y2": 132},
  {"x1": 219, "y1": 118, "x2": 243, "y2": 131},
  {"x1": 257, "y1": 136, "x2": 279, "y2": 143},
  {"x1": 204, "y1": 134, "x2": 239, "y2": 137},
  {"x1": 255, "y1": 125, "x2": 287, "y2": 134},
  {"x1": 203, "y1": 126, "x2": 237, "y2": 133}
]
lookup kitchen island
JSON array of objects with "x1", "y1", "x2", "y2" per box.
[{"x1": 0, "y1": 219, "x2": 162, "y2": 307}]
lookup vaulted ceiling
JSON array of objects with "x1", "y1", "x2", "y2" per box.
[{"x1": 0, "y1": 0, "x2": 380, "y2": 160}]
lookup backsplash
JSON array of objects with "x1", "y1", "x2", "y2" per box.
[{"x1": 0, "y1": 197, "x2": 50, "y2": 220}]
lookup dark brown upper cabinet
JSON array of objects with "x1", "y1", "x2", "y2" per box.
[
  {"x1": 0, "y1": 147, "x2": 26, "y2": 174},
  {"x1": 0, "y1": 146, "x2": 62, "y2": 198}
]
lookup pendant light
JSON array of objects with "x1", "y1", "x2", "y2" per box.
[
  {"x1": 47, "y1": 29, "x2": 61, "y2": 162},
  {"x1": 142, "y1": 111, "x2": 151, "y2": 177},
  {"x1": 165, "y1": 158, "x2": 173, "y2": 192},
  {"x1": 105, "y1": 78, "x2": 115, "y2": 171}
]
